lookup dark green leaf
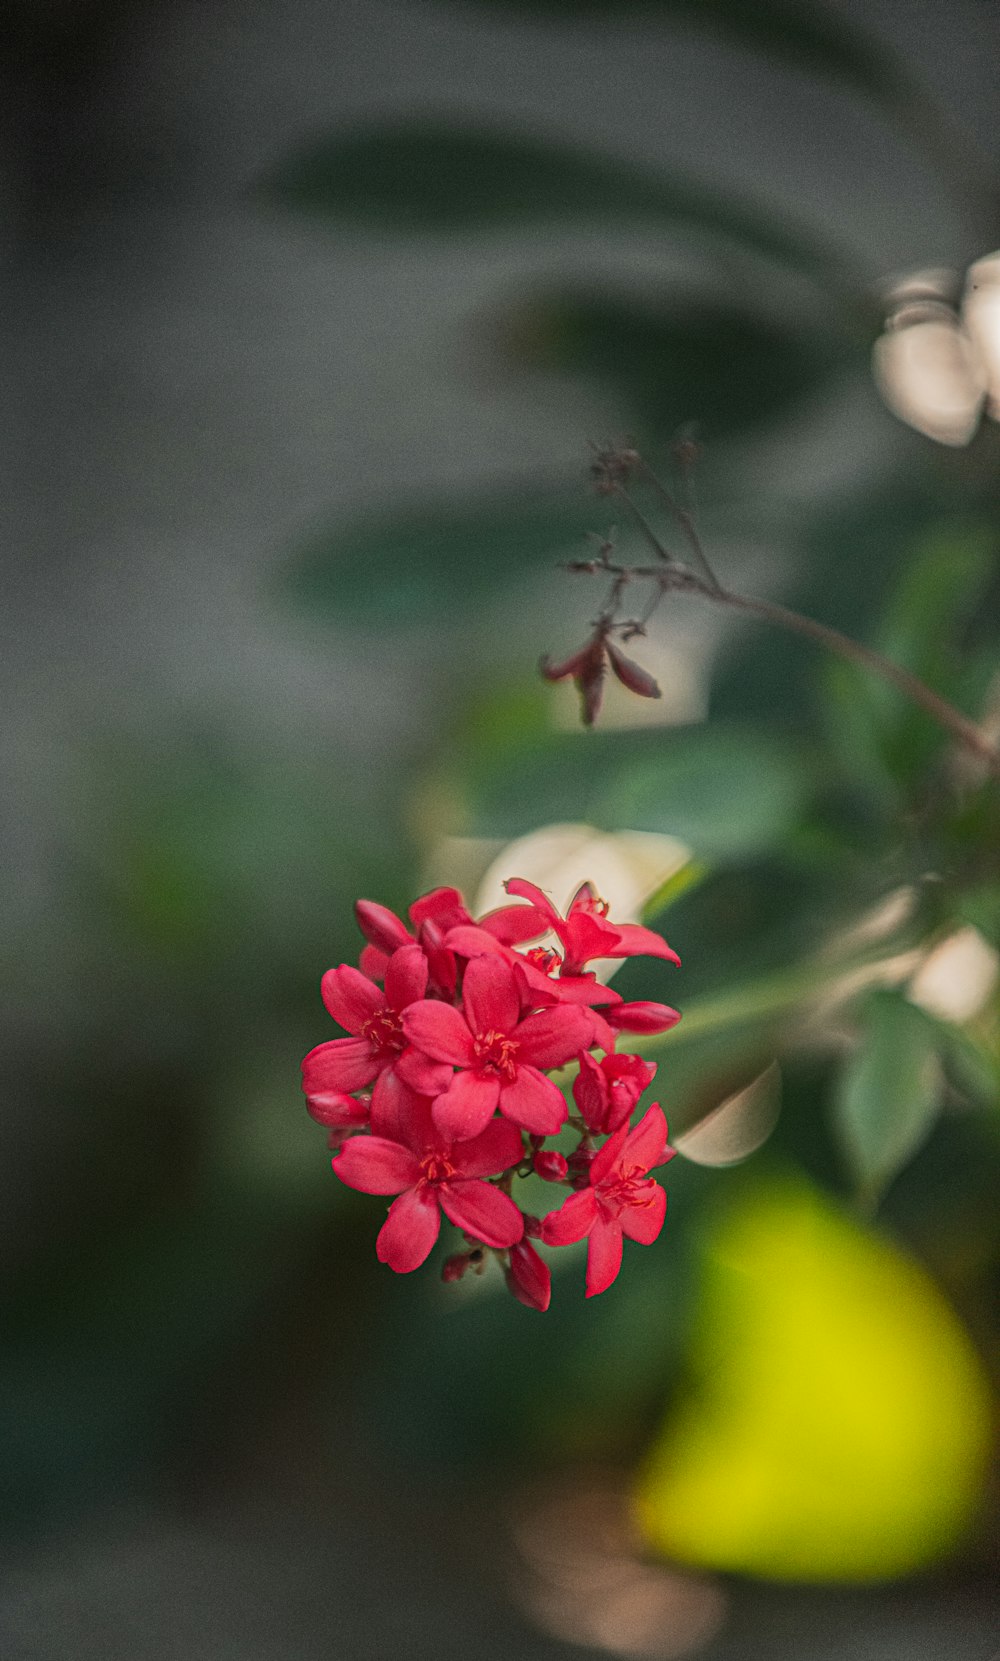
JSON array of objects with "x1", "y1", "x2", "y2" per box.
[
  {"x1": 835, "y1": 990, "x2": 942, "y2": 1200},
  {"x1": 456, "y1": 722, "x2": 812, "y2": 858},
  {"x1": 494, "y1": 287, "x2": 846, "y2": 441},
  {"x1": 262, "y1": 119, "x2": 868, "y2": 318},
  {"x1": 280, "y1": 483, "x2": 598, "y2": 625},
  {"x1": 443, "y1": 0, "x2": 913, "y2": 109}
]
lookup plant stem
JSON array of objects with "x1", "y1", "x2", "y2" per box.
[{"x1": 711, "y1": 584, "x2": 1000, "y2": 779}]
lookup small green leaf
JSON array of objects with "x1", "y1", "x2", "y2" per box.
[{"x1": 835, "y1": 991, "x2": 942, "y2": 1200}]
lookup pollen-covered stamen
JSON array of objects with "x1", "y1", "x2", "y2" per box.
[
  {"x1": 525, "y1": 946, "x2": 562, "y2": 974},
  {"x1": 472, "y1": 1029, "x2": 520, "y2": 1080},
  {"x1": 419, "y1": 1151, "x2": 457, "y2": 1187},
  {"x1": 361, "y1": 1008, "x2": 406, "y2": 1054},
  {"x1": 602, "y1": 1170, "x2": 657, "y2": 1218}
]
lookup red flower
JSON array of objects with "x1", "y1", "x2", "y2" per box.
[
  {"x1": 572, "y1": 1050, "x2": 657, "y2": 1134},
  {"x1": 355, "y1": 887, "x2": 549, "y2": 992},
  {"x1": 301, "y1": 944, "x2": 451, "y2": 1116},
  {"x1": 332, "y1": 1095, "x2": 524, "y2": 1273},
  {"x1": 402, "y1": 955, "x2": 592, "y2": 1139},
  {"x1": 540, "y1": 1105, "x2": 674, "y2": 1296},
  {"x1": 504, "y1": 878, "x2": 680, "y2": 975}
]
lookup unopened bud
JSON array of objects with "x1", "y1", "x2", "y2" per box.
[{"x1": 533, "y1": 1149, "x2": 569, "y2": 1183}]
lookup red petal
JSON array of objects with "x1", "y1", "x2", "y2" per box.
[
  {"x1": 607, "y1": 924, "x2": 681, "y2": 966},
  {"x1": 302, "y1": 1037, "x2": 379, "y2": 1095},
  {"x1": 444, "y1": 924, "x2": 506, "y2": 959},
  {"x1": 370, "y1": 1069, "x2": 426, "y2": 1145},
  {"x1": 572, "y1": 1049, "x2": 610, "y2": 1132},
  {"x1": 585, "y1": 1217, "x2": 624, "y2": 1296},
  {"x1": 515, "y1": 1005, "x2": 592, "y2": 1069},
  {"x1": 376, "y1": 1187, "x2": 440, "y2": 1272},
  {"x1": 333, "y1": 1135, "x2": 420, "y2": 1195},
  {"x1": 549, "y1": 973, "x2": 622, "y2": 1007},
  {"x1": 359, "y1": 944, "x2": 389, "y2": 982},
  {"x1": 507, "y1": 1239, "x2": 551, "y2": 1312},
  {"x1": 383, "y1": 943, "x2": 429, "y2": 1010},
  {"x1": 450, "y1": 1117, "x2": 524, "y2": 1179},
  {"x1": 606, "y1": 640, "x2": 662, "y2": 700},
  {"x1": 503, "y1": 878, "x2": 559, "y2": 923},
  {"x1": 499, "y1": 1066, "x2": 567, "y2": 1134},
  {"x1": 622, "y1": 1104, "x2": 669, "y2": 1174},
  {"x1": 540, "y1": 645, "x2": 590, "y2": 681},
  {"x1": 439, "y1": 1180, "x2": 524, "y2": 1248},
  {"x1": 477, "y1": 903, "x2": 550, "y2": 945},
  {"x1": 604, "y1": 1000, "x2": 681, "y2": 1034},
  {"x1": 395, "y1": 1048, "x2": 454, "y2": 1096},
  {"x1": 321, "y1": 964, "x2": 385, "y2": 1033},
  {"x1": 408, "y1": 887, "x2": 472, "y2": 931},
  {"x1": 401, "y1": 1000, "x2": 474, "y2": 1066},
  {"x1": 462, "y1": 954, "x2": 519, "y2": 1037},
  {"x1": 432, "y1": 1069, "x2": 500, "y2": 1140},
  {"x1": 619, "y1": 1180, "x2": 666, "y2": 1244},
  {"x1": 355, "y1": 900, "x2": 413, "y2": 955},
  {"x1": 306, "y1": 1090, "x2": 370, "y2": 1129},
  {"x1": 540, "y1": 1187, "x2": 596, "y2": 1247},
  {"x1": 589, "y1": 1121, "x2": 630, "y2": 1186}
]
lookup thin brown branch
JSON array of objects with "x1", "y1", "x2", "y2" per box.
[{"x1": 712, "y1": 584, "x2": 1000, "y2": 777}]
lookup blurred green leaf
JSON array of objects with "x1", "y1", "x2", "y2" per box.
[
  {"x1": 835, "y1": 990, "x2": 942, "y2": 1201},
  {"x1": 445, "y1": 0, "x2": 913, "y2": 107},
  {"x1": 822, "y1": 523, "x2": 997, "y2": 790},
  {"x1": 959, "y1": 883, "x2": 1000, "y2": 952},
  {"x1": 263, "y1": 119, "x2": 868, "y2": 316},
  {"x1": 494, "y1": 287, "x2": 846, "y2": 441},
  {"x1": 454, "y1": 722, "x2": 812, "y2": 859},
  {"x1": 281, "y1": 483, "x2": 598, "y2": 625},
  {"x1": 436, "y1": 1, "x2": 976, "y2": 214}
]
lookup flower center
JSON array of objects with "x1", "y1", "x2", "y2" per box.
[
  {"x1": 361, "y1": 1008, "x2": 405, "y2": 1054},
  {"x1": 525, "y1": 946, "x2": 562, "y2": 974},
  {"x1": 420, "y1": 1152, "x2": 457, "y2": 1186},
  {"x1": 602, "y1": 1171, "x2": 654, "y2": 1217},
  {"x1": 472, "y1": 1029, "x2": 520, "y2": 1080}
]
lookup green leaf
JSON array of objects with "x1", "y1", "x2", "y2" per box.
[
  {"x1": 494, "y1": 287, "x2": 846, "y2": 441},
  {"x1": 432, "y1": 2, "x2": 967, "y2": 206},
  {"x1": 835, "y1": 990, "x2": 942, "y2": 1200},
  {"x1": 457, "y1": 723, "x2": 812, "y2": 859},
  {"x1": 443, "y1": 0, "x2": 913, "y2": 109},
  {"x1": 280, "y1": 483, "x2": 598, "y2": 625},
  {"x1": 263, "y1": 119, "x2": 868, "y2": 318}
]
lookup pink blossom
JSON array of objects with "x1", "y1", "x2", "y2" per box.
[
  {"x1": 332, "y1": 1092, "x2": 524, "y2": 1273},
  {"x1": 301, "y1": 944, "x2": 451, "y2": 1114},
  {"x1": 572, "y1": 1050, "x2": 657, "y2": 1134},
  {"x1": 541, "y1": 1105, "x2": 675, "y2": 1296},
  {"x1": 504, "y1": 878, "x2": 680, "y2": 975},
  {"x1": 402, "y1": 955, "x2": 591, "y2": 1139}
]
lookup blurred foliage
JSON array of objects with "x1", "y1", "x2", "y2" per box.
[
  {"x1": 5, "y1": 0, "x2": 1000, "y2": 1599},
  {"x1": 263, "y1": 118, "x2": 866, "y2": 314}
]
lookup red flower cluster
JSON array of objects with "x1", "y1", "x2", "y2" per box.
[{"x1": 301, "y1": 880, "x2": 680, "y2": 1305}]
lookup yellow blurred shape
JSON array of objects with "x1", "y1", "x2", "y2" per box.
[{"x1": 634, "y1": 1175, "x2": 993, "y2": 1582}]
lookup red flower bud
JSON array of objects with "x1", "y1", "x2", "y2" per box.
[
  {"x1": 506, "y1": 1238, "x2": 551, "y2": 1311},
  {"x1": 533, "y1": 1149, "x2": 569, "y2": 1183},
  {"x1": 606, "y1": 639, "x2": 661, "y2": 700}
]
